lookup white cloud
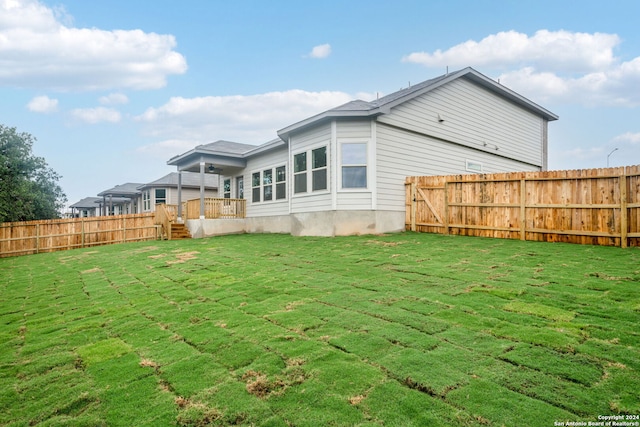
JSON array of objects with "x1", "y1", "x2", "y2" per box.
[
  {"x1": 136, "y1": 139, "x2": 203, "y2": 160},
  {"x1": 403, "y1": 30, "x2": 640, "y2": 107},
  {"x1": 26, "y1": 95, "x2": 58, "y2": 113},
  {"x1": 613, "y1": 132, "x2": 640, "y2": 145},
  {"x1": 307, "y1": 43, "x2": 332, "y2": 59},
  {"x1": 0, "y1": 0, "x2": 187, "y2": 91},
  {"x1": 403, "y1": 30, "x2": 619, "y2": 72},
  {"x1": 135, "y1": 89, "x2": 357, "y2": 150},
  {"x1": 70, "y1": 106, "x2": 121, "y2": 124},
  {"x1": 99, "y1": 93, "x2": 129, "y2": 105}
]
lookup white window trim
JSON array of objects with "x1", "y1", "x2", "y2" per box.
[
  {"x1": 338, "y1": 139, "x2": 369, "y2": 192},
  {"x1": 292, "y1": 145, "x2": 330, "y2": 197},
  {"x1": 465, "y1": 159, "x2": 483, "y2": 173}
]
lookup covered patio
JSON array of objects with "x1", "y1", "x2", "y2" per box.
[{"x1": 166, "y1": 140, "x2": 253, "y2": 221}]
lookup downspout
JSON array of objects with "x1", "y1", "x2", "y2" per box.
[
  {"x1": 331, "y1": 120, "x2": 337, "y2": 211},
  {"x1": 542, "y1": 119, "x2": 549, "y2": 171},
  {"x1": 199, "y1": 161, "x2": 205, "y2": 219},
  {"x1": 177, "y1": 170, "x2": 183, "y2": 222}
]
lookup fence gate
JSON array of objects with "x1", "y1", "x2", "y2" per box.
[{"x1": 408, "y1": 183, "x2": 446, "y2": 233}]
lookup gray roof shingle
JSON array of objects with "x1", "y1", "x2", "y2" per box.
[{"x1": 139, "y1": 172, "x2": 218, "y2": 189}]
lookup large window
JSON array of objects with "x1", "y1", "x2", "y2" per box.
[
  {"x1": 252, "y1": 166, "x2": 286, "y2": 203},
  {"x1": 155, "y1": 188, "x2": 166, "y2": 204},
  {"x1": 341, "y1": 143, "x2": 367, "y2": 188},
  {"x1": 294, "y1": 146, "x2": 328, "y2": 194}
]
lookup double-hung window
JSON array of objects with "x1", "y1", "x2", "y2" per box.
[
  {"x1": 155, "y1": 188, "x2": 166, "y2": 204},
  {"x1": 263, "y1": 169, "x2": 273, "y2": 201},
  {"x1": 341, "y1": 143, "x2": 367, "y2": 189},
  {"x1": 252, "y1": 166, "x2": 286, "y2": 203},
  {"x1": 294, "y1": 146, "x2": 328, "y2": 194},
  {"x1": 252, "y1": 172, "x2": 261, "y2": 203},
  {"x1": 143, "y1": 190, "x2": 151, "y2": 211},
  {"x1": 312, "y1": 147, "x2": 327, "y2": 191},
  {"x1": 276, "y1": 166, "x2": 286, "y2": 199},
  {"x1": 293, "y1": 152, "x2": 307, "y2": 194}
]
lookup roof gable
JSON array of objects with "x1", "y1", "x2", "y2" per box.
[{"x1": 277, "y1": 67, "x2": 557, "y2": 140}]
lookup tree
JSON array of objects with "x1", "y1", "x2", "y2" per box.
[{"x1": 0, "y1": 125, "x2": 67, "y2": 222}]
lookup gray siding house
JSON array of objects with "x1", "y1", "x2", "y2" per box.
[
  {"x1": 137, "y1": 172, "x2": 219, "y2": 213},
  {"x1": 167, "y1": 67, "x2": 558, "y2": 237}
]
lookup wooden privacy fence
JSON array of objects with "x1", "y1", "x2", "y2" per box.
[
  {"x1": 0, "y1": 213, "x2": 160, "y2": 257},
  {"x1": 405, "y1": 165, "x2": 640, "y2": 247}
]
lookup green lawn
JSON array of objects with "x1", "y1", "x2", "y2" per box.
[{"x1": 1, "y1": 232, "x2": 639, "y2": 426}]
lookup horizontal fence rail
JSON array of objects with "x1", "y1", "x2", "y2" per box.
[
  {"x1": 405, "y1": 165, "x2": 640, "y2": 247},
  {"x1": 0, "y1": 213, "x2": 160, "y2": 257}
]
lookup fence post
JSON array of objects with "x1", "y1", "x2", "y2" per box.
[
  {"x1": 410, "y1": 182, "x2": 417, "y2": 231},
  {"x1": 520, "y1": 179, "x2": 526, "y2": 241},
  {"x1": 36, "y1": 223, "x2": 40, "y2": 254},
  {"x1": 620, "y1": 173, "x2": 628, "y2": 248},
  {"x1": 122, "y1": 217, "x2": 126, "y2": 243},
  {"x1": 81, "y1": 218, "x2": 85, "y2": 248},
  {"x1": 444, "y1": 181, "x2": 450, "y2": 235}
]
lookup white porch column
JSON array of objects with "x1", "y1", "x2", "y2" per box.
[
  {"x1": 199, "y1": 161, "x2": 205, "y2": 219},
  {"x1": 177, "y1": 170, "x2": 183, "y2": 222}
]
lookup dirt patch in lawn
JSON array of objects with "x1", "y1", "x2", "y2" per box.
[{"x1": 147, "y1": 251, "x2": 199, "y2": 265}]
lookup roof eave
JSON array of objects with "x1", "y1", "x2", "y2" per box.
[{"x1": 277, "y1": 109, "x2": 381, "y2": 141}]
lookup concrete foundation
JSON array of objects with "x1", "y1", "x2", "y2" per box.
[
  {"x1": 290, "y1": 211, "x2": 405, "y2": 236},
  {"x1": 185, "y1": 218, "x2": 246, "y2": 238},
  {"x1": 185, "y1": 210, "x2": 405, "y2": 238}
]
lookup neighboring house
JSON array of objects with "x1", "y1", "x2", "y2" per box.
[
  {"x1": 68, "y1": 197, "x2": 102, "y2": 217},
  {"x1": 88, "y1": 173, "x2": 219, "y2": 216},
  {"x1": 167, "y1": 67, "x2": 558, "y2": 237},
  {"x1": 97, "y1": 183, "x2": 143, "y2": 216},
  {"x1": 137, "y1": 172, "x2": 219, "y2": 212}
]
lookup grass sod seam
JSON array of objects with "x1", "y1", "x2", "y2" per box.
[{"x1": 0, "y1": 232, "x2": 638, "y2": 426}]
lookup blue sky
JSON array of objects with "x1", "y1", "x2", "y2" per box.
[{"x1": 2, "y1": 0, "x2": 640, "y2": 209}]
